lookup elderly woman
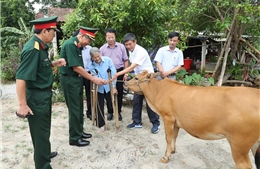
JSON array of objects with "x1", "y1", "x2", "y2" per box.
[{"x1": 88, "y1": 47, "x2": 117, "y2": 131}]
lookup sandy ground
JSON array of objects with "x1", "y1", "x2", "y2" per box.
[{"x1": 0, "y1": 83, "x2": 257, "y2": 169}]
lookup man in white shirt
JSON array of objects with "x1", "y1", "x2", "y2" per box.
[
  {"x1": 112, "y1": 33, "x2": 160, "y2": 134},
  {"x1": 154, "y1": 32, "x2": 184, "y2": 80}
]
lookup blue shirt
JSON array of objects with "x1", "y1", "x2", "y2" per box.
[
  {"x1": 154, "y1": 46, "x2": 184, "y2": 71},
  {"x1": 88, "y1": 56, "x2": 117, "y2": 93}
]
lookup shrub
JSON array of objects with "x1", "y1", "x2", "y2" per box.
[
  {"x1": 51, "y1": 56, "x2": 65, "y2": 103},
  {"x1": 176, "y1": 69, "x2": 215, "y2": 86},
  {"x1": 1, "y1": 47, "x2": 20, "y2": 81}
]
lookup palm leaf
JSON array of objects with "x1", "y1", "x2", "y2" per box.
[
  {"x1": 0, "y1": 27, "x2": 24, "y2": 35},
  {"x1": 18, "y1": 17, "x2": 31, "y2": 35}
]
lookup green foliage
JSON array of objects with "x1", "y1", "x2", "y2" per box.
[
  {"x1": 51, "y1": 55, "x2": 65, "y2": 103},
  {"x1": 1, "y1": 0, "x2": 34, "y2": 28},
  {"x1": 1, "y1": 17, "x2": 34, "y2": 59},
  {"x1": 1, "y1": 47, "x2": 20, "y2": 81},
  {"x1": 172, "y1": 0, "x2": 260, "y2": 39},
  {"x1": 227, "y1": 63, "x2": 243, "y2": 80},
  {"x1": 176, "y1": 68, "x2": 188, "y2": 81},
  {"x1": 176, "y1": 69, "x2": 215, "y2": 86},
  {"x1": 61, "y1": 0, "x2": 176, "y2": 49}
]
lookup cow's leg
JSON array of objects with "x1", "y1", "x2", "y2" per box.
[
  {"x1": 160, "y1": 118, "x2": 175, "y2": 163},
  {"x1": 171, "y1": 126, "x2": 180, "y2": 154},
  {"x1": 229, "y1": 141, "x2": 252, "y2": 169},
  {"x1": 251, "y1": 141, "x2": 260, "y2": 169},
  {"x1": 254, "y1": 144, "x2": 260, "y2": 169}
]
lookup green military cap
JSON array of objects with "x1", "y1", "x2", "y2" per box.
[
  {"x1": 30, "y1": 16, "x2": 60, "y2": 32},
  {"x1": 79, "y1": 26, "x2": 99, "y2": 41}
]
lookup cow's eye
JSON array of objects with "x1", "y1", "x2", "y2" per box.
[{"x1": 135, "y1": 77, "x2": 138, "y2": 80}]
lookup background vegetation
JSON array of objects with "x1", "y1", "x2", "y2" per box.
[{"x1": 1, "y1": 0, "x2": 260, "y2": 101}]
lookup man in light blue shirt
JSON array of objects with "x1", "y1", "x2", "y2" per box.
[
  {"x1": 154, "y1": 32, "x2": 184, "y2": 80},
  {"x1": 88, "y1": 47, "x2": 117, "y2": 131},
  {"x1": 82, "y1": 45, "x2": 93, "y2": 119}
]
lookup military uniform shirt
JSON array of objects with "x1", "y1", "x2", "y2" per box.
[
  {"x1": 59, "y1": 36, "x2": 84, "y2": 75},
  {"x1": 16, "y1": 35, "x2": 53, "y2": 89}
]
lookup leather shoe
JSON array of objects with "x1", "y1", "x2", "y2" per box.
[
  {"x1": 81, "y1": 132, "x2": 92, "y2": 139},
  {"x1": 107, "y1": 113, "x2": 113, "y2": 121},
  {"x1": 69, "y1": 139, "x2": 90, "y2": 147},
  {"x1": 50, "y1": 151, "x2": 58, "y2": 159},
  {"x1": 119, "y1": 113, "x2": 122, "y2": 121}
]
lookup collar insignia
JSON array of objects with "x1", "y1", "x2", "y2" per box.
[{"x1": 40, "y1": 43, "x2": 45, "y2": 50}]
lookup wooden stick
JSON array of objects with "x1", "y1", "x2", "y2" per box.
[
  {"x1": 107, "y1": 69, "x2": 119, "y2": 128},
  {"x1": 90, "y1": 81, "x2": 97, "y2": 126}
]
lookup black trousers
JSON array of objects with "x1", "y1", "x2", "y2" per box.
[
  {"x1": 132, "y1": 93, "x2": 160, "y2": 126},
  {"x1": 97, "y1": 91, "x2": 113, "y2": 128},
  {"x1": 83, "y1": 77, "x2": 91, "y2": 115},
  {"x1": 115, "y1": 67, "x2": 124, "y2": 114}
]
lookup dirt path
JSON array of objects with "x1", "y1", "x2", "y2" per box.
[{"x1": 1, "y1": 83, "x2": 256, "y2": 169}]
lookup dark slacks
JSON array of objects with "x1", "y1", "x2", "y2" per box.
[
  {"x1": 132, "y1": 93, "x2": 160, "y2": 126},
  {"x1": 116, "y1": 68, "x2": 124, "y2": 114},
  {"x1": 27, "y1": 88, "x2": 52, "y2": 169},
  {"x1": 60, "y1": 75, "x2": 84, "y2": 142},
  {"x1": 83, "y1": 77, "x2": 91, "y2": 115},
  {"x1": 96, "y1": 91, "x2": 113, "y2": 127}
]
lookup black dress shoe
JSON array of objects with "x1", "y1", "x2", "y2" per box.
[
  {"x1": 118, "y1": 113, "x2": 122, "y2": 121},
  {"x1": 81, "y1": 132, "x2": 92, "y2": 139},
  {"x1": 69, "y1": 139, "x2": 90, "y2": 147},
  {"x1": 107, "y1": 113, "x2": 113, "y2": 121},
  {"x1": 50, "y1": 151, "x2": 58, "y2": 159},
  {"x1": 86, "y1": 114, "x2": 92, "y2": 120}
]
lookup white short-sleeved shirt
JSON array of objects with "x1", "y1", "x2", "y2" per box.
[
  {"x1": 129, "y1": 44, "x2": 154, "y2": 75},
  {"x1": 154, "y1": 46, "x2": 184, "y2": 71}
]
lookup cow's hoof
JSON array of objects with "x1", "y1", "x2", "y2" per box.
[
  {"x1": 171, "y1": 150, "x2": 175, "y2": 154},
  {"x1": 160, "y1": 156, "x2": 169, "y2": 163}
]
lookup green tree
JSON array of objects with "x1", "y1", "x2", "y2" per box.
[
  {"x1": 1, "y1": 18, "x2": 34, "y2": 50},
  {"x1": 1, "y1": 0, "x2": 34, "y2": 28},
  {"x1": 1, "y1": 17, "x2": 34, "y2": 58},
  {"x1": 171, "y1": 0, "x2": 260, "y2": 85},
  {"x1": 0, "y1": 17, "x2": 34, "y2": 81},
  {"x1": 61, "y1": 0, "x2": 175, "y2": 49}
]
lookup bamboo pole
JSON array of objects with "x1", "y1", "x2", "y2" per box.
[
  {"x1": 107, "y1": 69, "x2": 119, "y2": 129},
  {"x1": 90, "y1": 81, "x2": 97, "y2": 126}
]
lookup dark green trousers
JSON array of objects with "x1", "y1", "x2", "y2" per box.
[
  {"x1": 60, "y1": 75, "x2": 84, "y2": 142},
  {"x1": 27, "y1": 89, "x2": 52, "y2": 169}
]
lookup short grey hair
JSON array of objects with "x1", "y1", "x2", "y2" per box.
[
  {"x1": 89, "y1": 47, "x2": 100, "y2": 57},
  {"x1": 123, "y1": 33, "x2": 136, "y2": 43}
]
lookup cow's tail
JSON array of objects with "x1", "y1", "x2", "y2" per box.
[{"x1": 255, "y1": 145, "x2": 260, "y2": 169}]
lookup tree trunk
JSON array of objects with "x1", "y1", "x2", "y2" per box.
[
  {"x1": 240, "y1": 38, "x2": 260, "y2": 59},
  {"x1": 217, "y1": 8, "x2": 239, "y2": 86}
]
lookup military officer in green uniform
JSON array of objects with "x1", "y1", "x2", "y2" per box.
[
  {"x1": 59, "y1": 26, "x2": 104, "y2": 147},
  {"x1": 16, "y1": 16, "x2": 66, "y2": 169}
]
